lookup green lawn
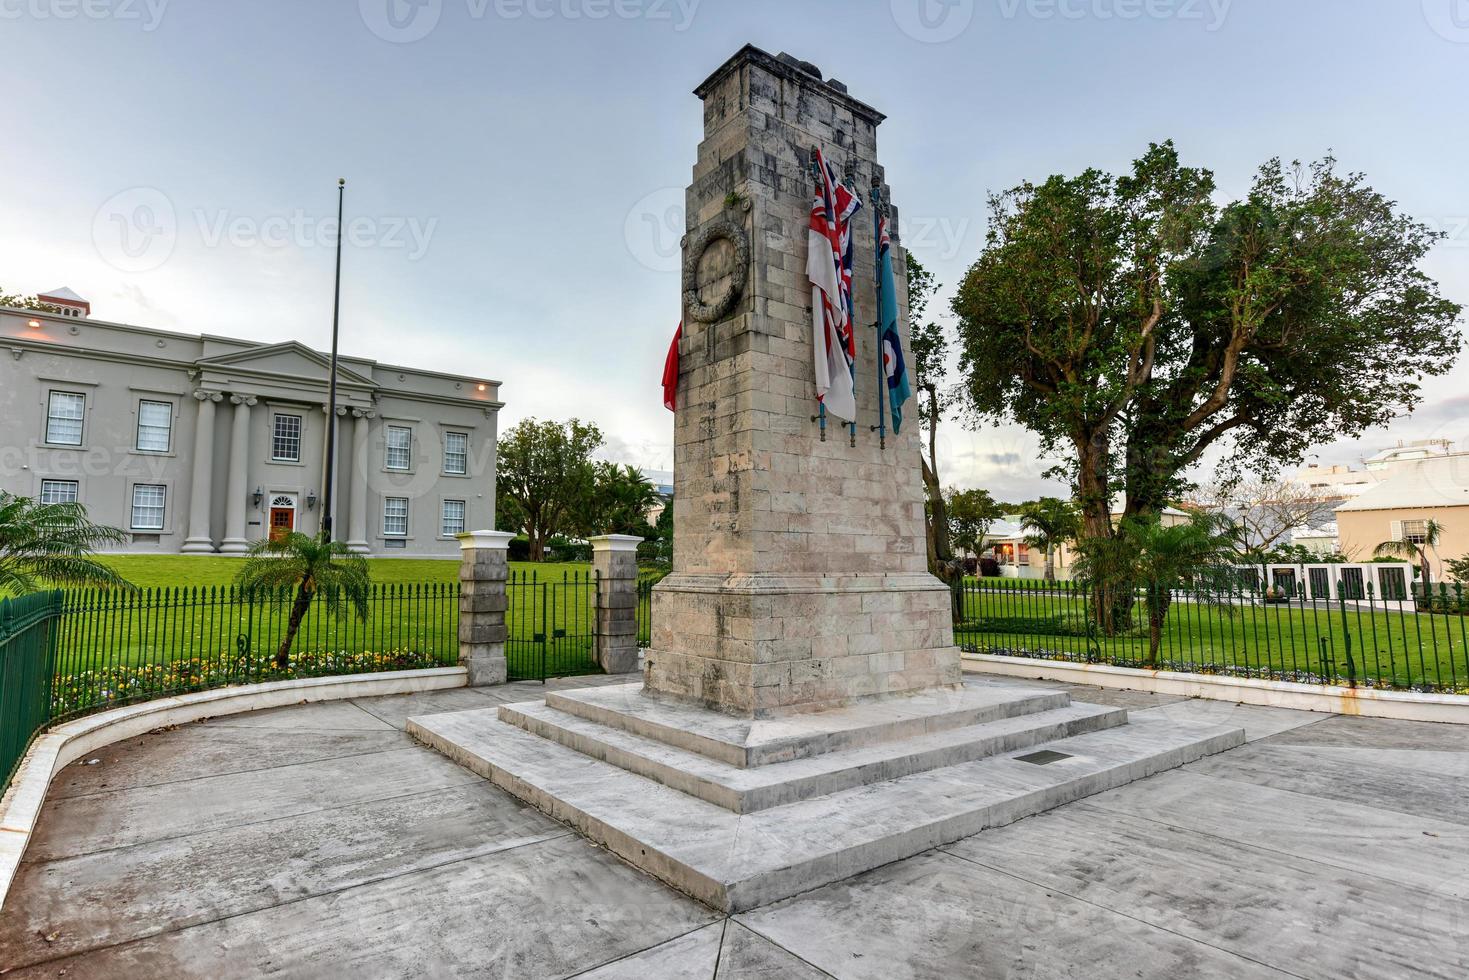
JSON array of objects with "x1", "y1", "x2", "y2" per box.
[
  {"x1": 53, "y1": 556, "x2": 617, "y2": 701},
  {"x1": 957, "y1": 585, "x2": 1469, "y2": 692}
]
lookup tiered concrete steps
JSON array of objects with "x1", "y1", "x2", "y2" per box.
[
  {"x1": 409, "y1": 680, "x2": 1243, "y2": 911},
  {"x1": 500, "y1": 695, "x2": 1128, "y2": 813}
]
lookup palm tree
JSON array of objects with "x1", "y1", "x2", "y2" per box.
[
  {"x1": 584, "y1": 463, "x2": 663, "y2": 538},
  {"x1": 1018, "y1": 497, "x2": 1080, "y2": 582},
  {"x1": 234, "y1": 532, "x2": 371, "y2": 670},
  {"x1": 1131, "y1": 515, "x2": 1239, "y2": 666},
  {"x1": 1076, "y1": 513, "x2": 1236, "y2": 666},
  {"x1": 0, "y1": 492, "x2": 131, "y2": 596},
  {"x1": 1374, "y1": 519, "x2": 1443, "y2": 594}
]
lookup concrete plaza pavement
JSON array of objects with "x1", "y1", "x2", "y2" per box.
[{"x1": 2, "y1": 673, "x2": 1467, "y2": 978}]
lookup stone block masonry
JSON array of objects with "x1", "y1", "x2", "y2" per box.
[
  {"x1": 457, "y1": 530, "x2": 512, "y2": 686},
  {"x1": 592, "y1": 535, "x2": 643, "y2": 674},
  {"x1": 644, "y1": 45, "x2": 962, "y2": 717}
]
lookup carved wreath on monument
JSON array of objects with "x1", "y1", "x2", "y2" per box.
[{"x1": 681, "y1": 208, "x2": 750, "y2": 324}]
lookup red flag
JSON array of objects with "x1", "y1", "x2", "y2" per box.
[
  {"x1": 661, "y1": 321, "x2": 682, "y2": 412},
  {"x1": 808, "y1": 149, "x2": 860, "y2": 423}
]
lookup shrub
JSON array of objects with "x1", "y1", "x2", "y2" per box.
[
  {"x1": 51, "y1": 649, "x2": 441, "y2": 718},
  {"x1": 547, "y1": 536, "x2": 591, "y2": 562}
]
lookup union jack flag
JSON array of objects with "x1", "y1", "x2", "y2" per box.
[{"x1": 807, "y1": 149, "x2": 861, "y2": 424}]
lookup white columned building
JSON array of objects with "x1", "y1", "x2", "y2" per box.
[{"x1": 0, "y1": 298, "x2": 502, "y2": 558}]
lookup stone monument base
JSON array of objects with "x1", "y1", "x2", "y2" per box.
[
  {"x1": 644, "y1": 572, "x2": 963, "y2": 717},
  {"x1": 409, "y1": 678, "x2": 1242, "y2": 911}
]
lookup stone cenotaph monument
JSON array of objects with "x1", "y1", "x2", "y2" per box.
[
  {"x1": 643, "y1": 48, "x2": 960, "y2": 717},
  {"x1": 411, "y1": 45, "x2": 1241, "y2": 912}
]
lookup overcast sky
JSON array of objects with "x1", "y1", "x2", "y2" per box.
[{"x1": 3, "y1": 0, "x2": 1466, "y2": 501}]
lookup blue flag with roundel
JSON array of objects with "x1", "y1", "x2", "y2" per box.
[{"x1": 876, "y1": 214, "x2": 911, "y2": 432}]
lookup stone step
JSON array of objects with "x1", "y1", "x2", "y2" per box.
[
  {"x1": 543, "y1": 681, "x2": 1073, "y2": 768},
  {"x1": 499, "y1": 699, "x2": 1130, "y2": 813},
  {"x1": 408, "y1": 708, "x2": 1244, "y2": 912}
]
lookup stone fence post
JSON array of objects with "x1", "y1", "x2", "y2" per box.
[
  {"x1": 457, "y1": 530, "x2": 513, "y2": 686},
  {"x1": 591, "y1": 535, "x2": 643, "y2": 674}
]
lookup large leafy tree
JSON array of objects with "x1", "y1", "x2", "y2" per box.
[
  {"x1": 948, "y1": 487, "x2": 1003, "y2": 558},
  {"x1": 496, "y1": 418, "x2": 603, "y2": 561},
  {"x1": 953, "y1": 142, "x2": 1462, "y2": 546},
  {"x1": 0, "y1": 492, "x2": 131, "y2": 595},
  {"x1": 1189, "y1": 476, "x2": 1337, "y2": 559},
  {"x1": 234, "y1": 532, "x2": 370, "y2": 670}
]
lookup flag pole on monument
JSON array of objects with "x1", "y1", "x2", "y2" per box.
[
  {"x1": 807, "y1": 150, "x2": 829, "y2": 442},
  {"x1": 869, "y1": 177, "x2": 887, "y2": 451},
  {"x1": 838, "y1": 168, "x2": 861, "y2": 449}
]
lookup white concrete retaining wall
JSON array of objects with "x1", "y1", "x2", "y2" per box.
[
  {"x1": 0, "y1": 666, "x2": 466, "y2": 909},
  {"x1": 964, "y1": 653, "x2": 1469, "y2": 723}
]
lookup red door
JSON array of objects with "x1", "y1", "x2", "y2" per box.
[{"x1": 269, "y1": 506, "x2": 294, "y2": 541}]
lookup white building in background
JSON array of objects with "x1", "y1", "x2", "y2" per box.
[
  {"x1": 1, "y1": 293, "x2": 503, "y2": 557},
  {"x1": 1290, "y1": 522, "x2": 1340, "y2": 555},
  {"x1": 1290, "y1": 440, "x2": 1455, "y2": 501},
  {"x1": 642, "y1": 468, "x2": 674, "y2": 525}
]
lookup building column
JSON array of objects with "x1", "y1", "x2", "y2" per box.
[
  {"x1": 219, "y1": 394, "x2": 256, "y2": 554},
  {"x1": 591, "y1": 534, "x2": 643, "y2": 674},
  {"x1": 347, "y1": 408, "x2": 374, "y2": 554},
  {"x1": 458, "y1": 530, "x2": 513, "y2": 686},
  {"x1": 181, "y1": 389, "x2": 222, "y2": 553},
  {"x1": 317, "y1": 403, "x2": 347, "y2": 540}
]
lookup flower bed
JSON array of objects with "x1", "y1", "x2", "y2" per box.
[{"x1": 51, "y1": 650, "x2": 446, "y2": 718}]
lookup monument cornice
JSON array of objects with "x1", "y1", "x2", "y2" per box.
[
  {"x1": 656, "y1": 572, "x2": 951, "y2": 596},
  {"x1": 693, "y1": 43, "x2": 886, "y2": 126}
]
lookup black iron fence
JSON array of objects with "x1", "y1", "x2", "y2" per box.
[
  {"x1": 505, "y1": 569, "x2": 598, "y2": 681},
  {"x1": 53, "y1": 583, "x2": 459, "y2": 719},
  {"x1": 1, "y1": 591, "x2": 63, "y2": 795},
  {"x1": 636, "y1": 578, "x2": 654, "y2": 649},
  {"x1": 20, "y1": 563, "x2": 1464, "y2": 795},
  {"x1": 955, "y1": 576, "x2": 1469, "y2": 692},
  {"x1": 1416, "y1": 582, "x2": 1469, "y2": 615}
]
